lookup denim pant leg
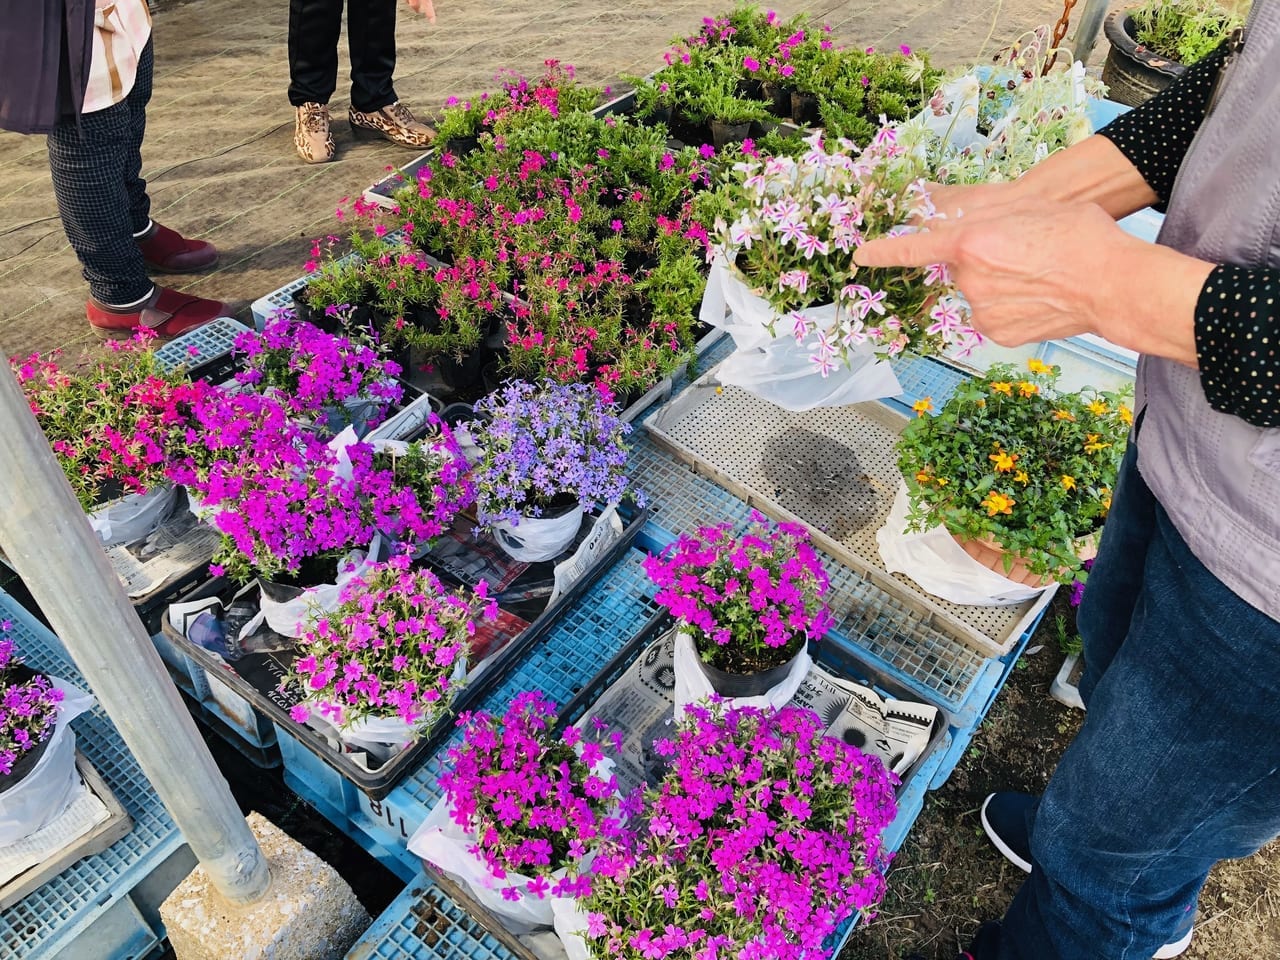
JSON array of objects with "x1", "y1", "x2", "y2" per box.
[
  {"x1": 1076, "y1": 441, "x2": 1158, "y2": 706},
  {"x1": 999, "y1": 463, "x2": 1280, "y2": 960},
  {"x1": 46, "y1": 46, "x2": 154, "y2": 306}
]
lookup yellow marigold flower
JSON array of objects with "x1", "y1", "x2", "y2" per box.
[
  {"x1": 1027, "y1": 358, "x2": 1051, "y2": 374},
  {"x1": 1084, "y1": 435, "x2": 1112, "y2": 454},
  {"x1": 915, "y1": 470, "x2": 932, "y2": 484},
  {"x1": 1086, "y1": 399, "x2": 1109, "y2": 416},
  {"x1": 1119, "y1": 405, "x2": 1133, "y2": 425},
  {"x1": 935, "y1": 477, "x2": 949, "y2": 487},
  {"x1": 1053, "y1": 409, "x2": 1076, "y2": 422},
  {"x1": 912, "y1": 397, "x2": 934, "y2": 417},
  {"x1": 981, "y1": 491, "x2": 1015, "y2": 516},
  {"x1": 990, "y1": 381, "x2": 1013, "y2": 396},
  {"x1": 1014, "y1": 470, "x2": 1029, "y2": 485},
  {"x1": 989, "y1": 449, "x2": 1018, "y2": 472},
  {"x1": 1101, "y1": 489, "x2": 1112, "y2": 512},
  {"x1": 1018, "y1": 381, "x2": 1040, "y2": 398},
  {"x1": 1061, "y1": 474, "x2": 1077, "y2": 491}
]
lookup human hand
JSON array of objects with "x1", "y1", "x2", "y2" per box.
[
  {"x1": 853, "y1": 197, "x2": 1210, "y2": 365},
  {"x1": 404, "y1": 0, "x2": 436, "y2": 23}
]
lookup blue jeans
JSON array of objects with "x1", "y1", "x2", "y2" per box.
[{"x1": 1000, "y1": 441, "x2": 1280, "y2": 959}]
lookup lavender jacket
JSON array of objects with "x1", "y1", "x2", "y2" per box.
[
  {"x1": 0, "y1": 0, "x2": 95, "y2": 134},
  {"x1": 1141, "y1": 0, "x2": 1280, "y2": 621}
]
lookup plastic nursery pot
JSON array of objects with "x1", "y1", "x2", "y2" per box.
[
  {"x1": 409, "y1": 303, "x2": 443, "y2": 335},
  {"x1": 643, "y1": 105, "x2": 673, "y2": 126},
  {"x1": 790, "y1": 90, "x2": 821, "y2": 126},
  {"x1": 760, "y1": 81, "x2": 794, "y2": 118},
  {"x1": 1101, "y1": 10, "x2": 1187, "y2": 107},
  {"x1": 290, "y1": 289, "x2": 325, "y2": 326},
  {"x1": 696, "y1": 647, "x2": 804, "y2": 698},
  {"x1": 0, "y1": 667, "x2": 52, "y2": 793},
  {"x1": 490, "y1": 499, "x2": 585, "y2": 562},
  {"x1": 710, "y1": 119, "x2": 752, "y2": 150},
  {"x1": 442, "y1": 135, "x2": 481, "y2": 157},
  {"x1": 481, "y1": 360, "x2": 507, "y2": 395},
  {"x1": 436, "y1": 348, "x2": 488, "y2": 394},
  {"x1": 738, "y1": 76, "x2": 764, "y2": 101}
]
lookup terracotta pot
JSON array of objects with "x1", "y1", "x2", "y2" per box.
[{"x1": 952, "y1": 532, "x2": 1100, "y2": 588}]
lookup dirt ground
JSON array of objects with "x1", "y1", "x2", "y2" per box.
[{"x1": 3, "y1": 1, "x2": 1278, "y2": 957}]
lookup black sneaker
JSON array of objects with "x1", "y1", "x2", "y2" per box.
[{"x1": 978, "y1": 793, "x2": 1194, "y2": 958}]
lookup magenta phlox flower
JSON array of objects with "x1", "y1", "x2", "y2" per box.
[{"x1": 0, "y1": 625, "x2": 64, "y2": 776}]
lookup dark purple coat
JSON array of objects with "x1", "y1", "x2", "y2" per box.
[{"x1": 0, "y1": 0, "x2": 95, "y2": 134}]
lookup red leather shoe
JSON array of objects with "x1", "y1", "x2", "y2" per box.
[
  {"x1": 87, "y1": 286, "x2": 229, "y2": 341},
  {"x1": 135, "y1": 221, "x2": 219, "y2": 273}
]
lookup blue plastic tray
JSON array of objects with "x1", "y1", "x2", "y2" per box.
[{"x1": 0, "y1": 591, "x2": 185, "y2": 960}]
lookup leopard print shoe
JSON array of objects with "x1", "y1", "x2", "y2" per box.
[
  {"x1": 348, "y1": 100, "x2": 437, "y2": 149},
  {"x1": 294, "y1": 102, "x2": 335, "y2": 163}
]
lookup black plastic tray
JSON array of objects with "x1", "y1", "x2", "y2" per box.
[{"x1": 161, "y1": 503, "x2": 649, "y2": 798}]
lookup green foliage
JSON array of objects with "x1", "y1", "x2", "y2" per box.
[
  {"x1": 1129, "y1": 0, "x2": 1246, "y2": 65},
  {"x1": 897, "y1": 361, "x2": 1134, "y2": 582}
]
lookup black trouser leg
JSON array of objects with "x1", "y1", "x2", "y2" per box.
[
  {"x1": 288, "y1": 0, "x2": 344, "y2": 107},
  {"x1": 347, "y1": 0, "x2": 398, "y2": 112},
  {"x1": 124, "y1": 39, "x2": 154, "y2": 234}
]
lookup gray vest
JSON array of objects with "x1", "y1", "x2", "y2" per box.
[{"x1": 1141, "y1": 0, "x2": 1280, "y2": 621}]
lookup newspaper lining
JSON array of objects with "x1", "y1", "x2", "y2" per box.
[
  {"x1": 105, "y1": 504, "x2": 219, "y2": 600},
  {"x1": 577, "y1": 630, "x2": 939, "y2": 796}
]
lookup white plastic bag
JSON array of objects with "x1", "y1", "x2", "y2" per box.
[
  {"x1": 672, "y1": 631, "x2": 811, "y2": 720},
  {"x1": 875, "y1": 482, "x2": 1045, "y2": 605},
  {"x1": 551, "y1": 898, "x2": 593, "y2": 960},
  {"x1": 254, "y1": 535, "x2": 386, "y2": 639},
  {"x1": 0, "y1": 678, "x2": 95, "y2": 845},
  {"x1": 87, "y1": 483, "x2": 178, "y2": 547},
  {"x1": 700, "y1": 261, "x2": 902, "y2": 412},
  {"x1": 491, "y1": 506, "x2": 585, "y2": 562},
  {"x1": 408, "y1": 763, "x2": 610, "y2": 934}
]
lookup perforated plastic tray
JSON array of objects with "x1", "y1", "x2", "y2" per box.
[
  {"x1": 0, "y1": 592, "x2": 183, "y2": 960},
  {"x1": 643, "y1": 365, "x2": 1054, "y2": 657},
  {"x1": 152, "y1": 316, "x2": 253, "y2": 379}
]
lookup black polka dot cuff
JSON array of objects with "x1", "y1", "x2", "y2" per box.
[
  {"x1": 1096, "y1": 44, "x2": 1228, "y2": 209},
  {"x1": 1195, "y1": 264, "x2": 1279, "y2": 427}
]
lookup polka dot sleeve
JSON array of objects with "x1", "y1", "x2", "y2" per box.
[
  {"x1": 1195, "y1": 264, "x2": 1280, "y2": 427},
  {"x1": 1095, "y1": 44, "x2": 1228, "y2": 208}
]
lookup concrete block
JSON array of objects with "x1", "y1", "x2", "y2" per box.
[{"x1": 160, "y1": 812, "x2": 370, "y2": 960}]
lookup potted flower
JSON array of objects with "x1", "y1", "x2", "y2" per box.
[
  {"x1": 232, "y1": 313, "x2": 403, "y2": 435},
  {"x1": 895, "y1": 360, "x2": 1133, "y2": 586},
  {"x1": 643, "y1": 512, "x2": 834, "y2": 698},
  {"x1": 709, "y1": 128, "x2": 982, "y2": 391},
  {"x1": 1102, "y1": 0, "x2": 1245, "y2": 106},
  {"x1": 467, "y1": 380, "x2": 635, "y2": 562},
  {"x1": 565, "y1": 701, "x2": 898, "y2": 960},
  {"x1": 289, "y1": 554, "x2": 497, "y2": 756},
  {"x1": 411, "y1": 691, "x2": 621, "y2": 930},
  {"x1": 0, "y1": 621, "x2": 93, "y2": 845},
  {"x1": 434, "y1": 92, "x2": 496, "y2": 156},
  {"x1": 11, "y1": 334, "x2": 206, "y2": 546}
]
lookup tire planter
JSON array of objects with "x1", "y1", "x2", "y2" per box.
[{"x1": 1101, "y1": 11, "x2": 1186, "y2": 107}]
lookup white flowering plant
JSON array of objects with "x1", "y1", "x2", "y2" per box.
[
  {"x1": 895, "y1": 27, "x2": 1106, "y2": 184},
  {"x1": 710, "y1": 129, "x2": 981, "y2": 373}
]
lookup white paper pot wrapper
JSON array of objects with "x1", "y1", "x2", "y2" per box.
[
  {"x1": 876, "y1": 482, "x2": 1045, "y2": 606},
  {"x1": 254, "y1": 536, "x2": 386, "y2": 639},
  {"x1": 87, "y1": 482, "x2": 178, "y2": 547},
  {"x1": 409, "y1": 795, "x2": 569, "y2": 933},
  {"x1": 672, "y1": 630, "x2": 811, "y2": 720},
  {"x1": 0, "y1": 678, "x2": 96, "y2": 845},
  {"x1": 699, "y1": 261, "x2": 902, "y2": 412},
  {"x1": 491, "y1": 505, "x2": 584, "y2": 562},
  {"x1": 551, "y1": 897, "x2": 593, "y2": 960}
]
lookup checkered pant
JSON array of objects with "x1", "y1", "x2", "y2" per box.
[{"x1": 46, "y1": 40, "x2": 155, "y2": 306}]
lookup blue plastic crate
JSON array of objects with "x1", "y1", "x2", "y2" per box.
[{"x1": 0, "y1": 591, "x2": 187, "y2": 960}]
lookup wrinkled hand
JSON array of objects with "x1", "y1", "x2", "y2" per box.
[
  {"x1": 404, "y1": 0, "x2": 436, "y2": 22},
  {"x1": 855, "y1": 198, "x2": 1133, "y2": 348}
]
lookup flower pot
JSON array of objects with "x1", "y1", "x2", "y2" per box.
[
  {"x1": 790, "y1": 90, "x2": 821, "y2": 126},
  {"x1": 408, "y1": 302, "x2": 443, "y2": 335},
  {"x1": 694, "y1": 646, "x2": 805, "y2": 698},
  {"x1": 442, "y1": 134, "x2": 481, "y2": 157},
  {"x1": 437, "y1": 348, "x2": 488, "y2": 394},
  {"x1": 951, "y1": 531, "x2": 1100, "y2": 589},
  {"x1": 0, "y1": 674, "x2": 88, "y2": 845},
  {"x1": 761, "y1": 81, "x2": 794, "y2": 118},
  {"x1": 491, "y1": 501, "x2": 584, "y2": 562},
  {"x1": 710, "y1": 119, "x2": 752, "y2": 150},
  {"x1": 1101, "y1": 11, "x2": 1186, "y2": 107},
  {"x1": 738, "y1": 76, "x2": 764, "y2": 101},
  {"x1": 481, "y1": 360, "x2": 507, "y2": 395},
  {"x1": 291, "y1": 289, "x2": 324, "y2": 326},
  {"x1": 643, "y1": 104, "x2": 673, "y2": 126}
]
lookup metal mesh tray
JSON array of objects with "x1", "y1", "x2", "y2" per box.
[{"x1": 644, "y1": 367, "x2": 1054, "y2": 656}]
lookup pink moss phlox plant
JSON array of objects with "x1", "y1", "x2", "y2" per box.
[
  {"x1": 232, "y1": 313, "x2": 403, "y2": 425},
  {"x1": 363, "y1": 415, "x2": 476, "y2": 547},
  {"x1": 0, "y1": 621, "x2": 65, "y2": 777},
  {"x1": 579, "y1": 701, "x2": 898, "y2": 960},
  {"x1": 290, "y1": 554, "x2": 497, "y2": 730},
  {"x1": 643, "y1": 512, "x2": 833, "y2": 668},
  {"x1": 440, "y1": 691, "x2": 623, "y2": 895}
]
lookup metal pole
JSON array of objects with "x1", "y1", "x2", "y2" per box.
[
  {"x1": 0, "y1": 363, "x2": 271, "y2": 906},
  {"x1": 1069, "y1": 0, "x2": 1113, "y2": 65}
]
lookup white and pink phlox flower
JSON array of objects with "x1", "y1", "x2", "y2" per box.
[
  {"x1": 790, "y1": 311, "x2": 814, "y2": 341},
  {"x1": 779, "y1": 270, "x2": 810, "y2": 294},
  {"x1": 797, "y1": 233, "x2": 830, "y2": 259},
  {"x1": 778, "y1": 220, "x2": 809, "y2": 246},
  {"x1": 924, "y1": 262, "x2": 951, "y2": 286},
  {"x1": 926, "y1": 298, "x2": 966, "y2": 336}
]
